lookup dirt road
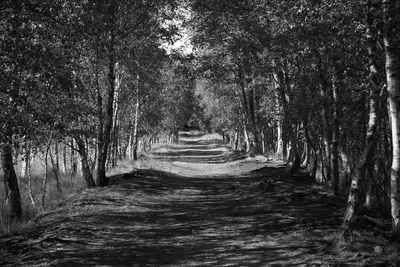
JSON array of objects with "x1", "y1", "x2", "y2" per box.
[{"x1": 0, "y1": 132, "x2": 389, "y2": 266}]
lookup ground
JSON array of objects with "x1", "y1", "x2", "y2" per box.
[{"x1": 0, "y1": 132, "x2": 395, "y2": 266}]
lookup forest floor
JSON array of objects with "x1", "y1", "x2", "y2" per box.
[{"x1": 0, "y1": 131, "x2": 396, "y2": 266}]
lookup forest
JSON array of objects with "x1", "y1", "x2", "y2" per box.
[{"x1": 1, "y1": 0, "x2": 400, "y2": 265}]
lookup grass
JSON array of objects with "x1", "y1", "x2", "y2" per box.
[
  {"x1": 0, "y1": 136, "x2": 186, "y2": 236},
  {"x1": 0, "y1": 151, "x2": 151, "y2": 236},
  {"x1": 0, "y1": 156, "x2": 86, "y2": 236},
  {"x1": 106, "y1": 160, "x2": 138, "y2": 177}
]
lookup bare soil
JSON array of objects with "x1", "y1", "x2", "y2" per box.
[{"x1": 0, "y1": 132, "x2": 394, "y2": 266}]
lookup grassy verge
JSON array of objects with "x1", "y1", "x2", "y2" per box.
[{"x1": 0, "y1": 169, "x2": 86, "y2": 235}]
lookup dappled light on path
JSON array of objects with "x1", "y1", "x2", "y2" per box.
[{"x1": 0, "y1": 132, "x2": 389, "y2": 266}]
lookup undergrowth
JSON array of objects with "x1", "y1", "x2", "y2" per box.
[
  {"x1": 0, "y1": 169, "x2": 86, "y2": 236},
  {"x1": 0, "y1": 140, "x2": 178, "y2": 236},
  {"x1": 0, "y1": 158, "x2": 143, "y2": 236}
]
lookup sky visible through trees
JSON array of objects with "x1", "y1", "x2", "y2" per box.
[{"x1": 1, "y1": 0, "x2": 400, "y2": 265}]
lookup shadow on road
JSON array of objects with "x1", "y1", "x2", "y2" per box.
[{"x1": 0, "y1": 132, "x2": 388, "y2": 266}]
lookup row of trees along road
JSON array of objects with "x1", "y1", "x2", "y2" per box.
[
  {"x1": 0, "y1": 0, "x2": 197, "y2": 221},
  {"x1": 1, "y1": 0, "x2": 400, "y2": 244},
  {"x1": 189, "y1": 0, "x2": 400, "y2": 240}
]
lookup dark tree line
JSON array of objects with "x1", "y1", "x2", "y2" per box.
[
  {"x1": 189, "y1": 0, "x2": 400, "y2": 240},
  {"x1": 1, "y1": 0, "x2": 194, "y2": 221}
]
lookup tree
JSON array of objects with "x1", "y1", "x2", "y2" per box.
[
  {"x1": 0, "y1": 0, "x2": 71, "y2": 219},
  {"x1": 62, "y1": 0, "x2": 179, "y2": 185},
  {"x1": 382, "y1": 0, "x2": 400, "y2": 240},
  {"x1": 338, "y1": 0, "x2": 384, "y2": 239}
]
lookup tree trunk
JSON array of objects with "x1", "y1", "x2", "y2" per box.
[
  {"x1": 318, "y1": 65, "x2": 332, "y2": 184},
  {"x1": 20, "y1": 140, "x2": 30, "y2": 178},
  {"x1": 331, "y1": 64, "x2": 341, "y2": 195},
  {"x1": 62, "y1": 142, "x2": 67, "y2": 174},
  {"x1": 261, "y1": 128, "x2": 266, "y2": 155},
  {"x1": 95, "y1": 1, "x2": 117, "y2": 186},
  {"x1": 125, "y1": 129, "x2": 132, "y2": 160},
  {"x1": 75, "y1": 137, "x2": 96, "y2": 188},
  {"x1": 132, "y1": 61, "x2": 140, "y2": 160},
  {"x1": 70, "y1": 138, "x2": 77, "y2": 179},
  {"x1": 365, "y1": 165, "x2": 375, "y2": 208},
  {"x1": 26, "y1": 150, "x2": 35, "y2": 207},
  {"x1": 50, "y1": 142, "x2": 62, "y2": 194},
  {"x1": 1, "y1": 141, "x2": 22, "y2": 221},
  {"x1": 337, "y1": 0, "x2": 382, "y2": 239},
  {"x1": 303, "y1": 120, "x2": 318, "y2": 179},
  {"x1": 290, "y1": 146, "x2": 301, "y2": 175},
  {"x1": 288, "y1": 124, "x2": 301, "y2": 175},
  {"x1": 91, "y1": 138, "x2": 97, "y2": 172},
  {"x1": 42, "y1": 144, "x2": 50, "y2": 210},
  {"x1": 55, "y1": 141, "x2": 60, "y2": 176},
  {"x1": 96, "y1": 50, "x2": 116, "y2": 186},
  {"x1": 272, "y1": 60, "x2": 289, "y2": 160},
  {"x1": 234, "y1": 129, "x2": 239, "y2": 151},
  {"x1": 243, "y1": 125, "x2": 250, "y2": 152},
  {"x1": 238, "y1": 61, "x2": 261, "y2": 153},
  {"x1": 276, "y1": 120, "x2": 284, "y2": 158},
  {"x1": 383, "y1": 0, "x2": 400, "y2": 241},
  {"x1": 301, "y1": 141, "x2": 309, "y2": 168},
  {"x1": 249, "y1": 87, "x2": 261, "y2": 153}
]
